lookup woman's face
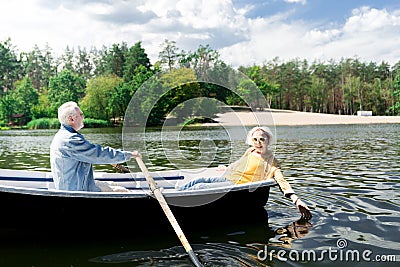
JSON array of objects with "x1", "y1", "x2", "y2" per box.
[{"x1": 251, "y1": 130, "x2": 268, "y2": 154}]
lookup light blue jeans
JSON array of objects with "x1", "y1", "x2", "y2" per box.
[{"x1": 178, "y1": 177, "x2": 233, "y2": 190}]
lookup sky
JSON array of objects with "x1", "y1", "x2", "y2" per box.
[{"x1": 1, "y1": 0, "x2": 400, "y2": 67}]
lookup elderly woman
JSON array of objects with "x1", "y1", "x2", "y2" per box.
[{"x1": 178, "y1": 126, "x2": 312, "y2": 219}]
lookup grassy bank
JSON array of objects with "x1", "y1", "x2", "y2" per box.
[{"x1": 26, "y1": 118, "x2": 112, "y2": 129}]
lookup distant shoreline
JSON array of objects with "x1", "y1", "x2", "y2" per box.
[{"x1": 202, "y1": 109, "x2": 400, "y2": 126}]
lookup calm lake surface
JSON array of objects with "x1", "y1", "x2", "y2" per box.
[{"x1": 0, "y1": 124, "x2": 399, "y2": 266}]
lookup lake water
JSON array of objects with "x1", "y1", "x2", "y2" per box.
[{"x1": 0, "y1": 124, "x2": 399, "y2": 266}]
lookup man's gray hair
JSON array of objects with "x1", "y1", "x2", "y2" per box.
[{"x1": 58, "y1": 101, "x2": 78, "y2": 125}]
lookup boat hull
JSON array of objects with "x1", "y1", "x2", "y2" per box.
[
  {"x1": 0, "y1": 168, "x2": 273, "y2": 237},
  {"x1": 0, "y1": 186, "x2": 270, "y2": 233}
]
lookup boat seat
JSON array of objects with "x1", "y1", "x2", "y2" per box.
[{"x1": 46, "y1": 173, "x2": 55, "y2": 189}]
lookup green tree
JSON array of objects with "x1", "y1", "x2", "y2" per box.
[
  {"x1": 105, "y1": 43, "x2": 128, "y2": 77},
  {"x1": 203, "y1": 61, "x2": 236, "y2": 102},
  {"x1": 308, "y1": 75, "x2": 328, "y2": 113},
  {"x1": 75, "y1": 47, "x2": 94, "y2": 80},
  {"x1": 21, "y1": 44, "x2": 56, "y2": 91},
  {"x1": 13, "y1": 77, "x2": 39, "y2": 122},
  {"x1": 342, "y1": 75, "x2": 362, "y2": 115},
  {"x1": 276, "y1": 60, "x2": 303, "y2": 110},
  {"x1": 258, "y1": 57, "x2": 282, "y2": 109},
  {"x1": 21, "y1": 45, "x2": 43, "y2": 90},
  {"x1": 391, "y1": 74, "x2": 400, "y2": 115},
  {"x1": 59, "y1": 46, "x2": 75, "y2": 72},
  {"x1": 181, "y1": 44, "x2": 220, "y2": 81},
  {"x1": 131, "y1": 74, "x2": 164, "y2": 126},
  {"x1": 381, "y1": 77, "x2": 395, "y2": 115},
  {"x1": 92, "y1": 46, "x2": 108, "y2": 76},
  {"x1": 41, "y1": 44, "x2": 56, "y2": 89},
  {"x1": 0, "y1": 94, "x2": 17, "y2": 123},
  {"x1": 159, "y1": 68, "x2": 201, "y2": 123},
  {"x1": 158, "y1": 39, "x2": 180, "y2": 71},
  {"x1": 109, "y1": 65, "x2": 154, "y2": 120},
  {"x1": 109, "y1": 82, "x2": 132, "y2": 120},
  {"x1": 123, "y1": 42, "x2": 151, "y2": 82},
  {"x1": 31, "y1": 90, "x2": 53, "y2": 119},
  {"x1": 0, "y1": 38, "x2": 23, "y2": 94},
  {"x1": 48, "y1": 70, "x2": 85, "y2": 114},
  {"x1": 80, "y1": 74, "x2": 122, "y2": 120},
  {"x1": 241, "y1": 65, "x2": 280, "y2": 108}
]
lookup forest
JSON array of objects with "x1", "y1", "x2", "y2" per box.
[{"x1": 0, "y1": 38, "x2": 399, "y2": 128}]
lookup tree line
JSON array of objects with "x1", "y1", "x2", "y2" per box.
[
  {"x1": 0, "y1": 38, "x2": 399, "y2": 128},
  {"x1": 239, "y1": 58, "x2": 400, "y2": 116}
]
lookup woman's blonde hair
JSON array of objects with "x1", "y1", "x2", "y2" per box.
[{"x1": 245, "y1": 126, "x2": 274, "y2": 146}]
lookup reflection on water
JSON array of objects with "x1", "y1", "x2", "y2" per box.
[
  {"x1": 0, "y1": 124, "x2": 399, "y2": 266},
  {"x1": 90, "y1": 218, "x2": 313, "y2": 266}
]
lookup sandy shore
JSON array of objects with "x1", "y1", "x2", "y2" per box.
[{"x1": 203, "y1": 109, "x2": 400, "y2": 126}]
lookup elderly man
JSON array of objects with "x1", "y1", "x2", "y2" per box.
[{"x1": 50, "y1": 101, "x2": 140, "y2": 191}]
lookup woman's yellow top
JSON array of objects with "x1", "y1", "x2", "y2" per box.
[{"x1": 225, "y1": 148, "x2": 295, "y2": 196}]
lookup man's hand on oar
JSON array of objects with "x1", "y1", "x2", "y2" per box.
[{"x1": 111, "y1": 164, "x2": 130, "y2": 173}]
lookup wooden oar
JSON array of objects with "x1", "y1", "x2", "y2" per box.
[{"x1": 135, "y1": 157, "x2": 204, "y2": 267}]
